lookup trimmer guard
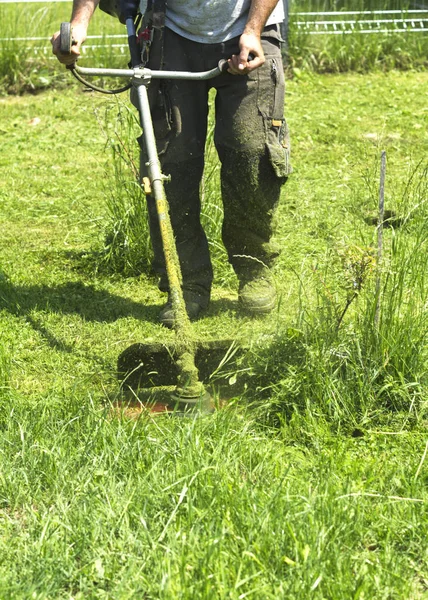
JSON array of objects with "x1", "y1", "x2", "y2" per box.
[{"x1": 118, "y1": 339, "x2": 248, "y2": 394}]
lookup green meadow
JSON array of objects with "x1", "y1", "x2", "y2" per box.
[{"x1": 0, "y1": 11, "x2": 427, "y2": 597}]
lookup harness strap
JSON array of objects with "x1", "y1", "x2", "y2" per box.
[
  {"x1": 142, "y1": 0, "x2": 166, "y2": 68},
  {"x1": 152, "y1": 0, "x2": 166, "y2": 30}
]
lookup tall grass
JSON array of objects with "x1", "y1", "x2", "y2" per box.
[
  {"x1": 359, "y1": 163, "x2": 428, "y2": 410},
  {"x1": 0, "y1": 4, "x2": 57, "y2": 93},
  {"x1": 0, "y1": 273, "x2": 11, "y2": 396},
  {"x1": 0, "y1": 389, "x2": 426, "y2": 598},
  {"x1": 293, "y1": 0, "x2": 410, "y2": 9},
  {"x1": 97, "y1": 99, "x2": 153, "y2": 276},
  {"x1": 286, "y1": 24, "x2": 428, "y2": 73},
  {"x1": 0, "y1": 346, "x2": 10, "y2": 397},
  {"x1": 0, "y1": 2, "x2": 126, "y2": 94},
  {"x1": 247, "y1": 161, "x2": 428, "y2": 428}
]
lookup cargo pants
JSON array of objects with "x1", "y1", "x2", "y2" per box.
[{"x1": 134, "y1": 24, "x2": 291, "y2": 304}]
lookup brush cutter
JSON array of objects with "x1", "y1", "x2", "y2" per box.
[{"x1": 59, "y1": 16, "x2": 249, "y2": 415}]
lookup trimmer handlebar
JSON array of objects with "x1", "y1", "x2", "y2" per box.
[
  {"x1": 59, "y1": 21, "x2": 229, "y2": 83},
  {"x1": 74, "y1": 60, "x2": 229, "y2": 81}
]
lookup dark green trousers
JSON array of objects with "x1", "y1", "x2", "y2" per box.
[{"x1": 135, "y1": 24, "x2": 291, "y2": 300}]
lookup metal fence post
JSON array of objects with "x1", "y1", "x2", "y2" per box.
[
  {"x1": 281, "y1": 0, "x2": 290, "y2": 48},
  {"x1": 281, "y1": 0, "x2": 289, "y2": 49}
]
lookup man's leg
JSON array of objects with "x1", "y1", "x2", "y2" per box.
[{"x1": 213, "y1": 26, "x2": 291, "y2": 313}]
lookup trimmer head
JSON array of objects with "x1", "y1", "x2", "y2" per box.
[
  {"x1": 111, "y1": 386, "x2": 214, "y2": 418},
  {"x1": 117, "y1": 338, "x2": 249, "y2": 414}
]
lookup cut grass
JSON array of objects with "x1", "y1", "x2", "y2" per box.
[{"x1": 0, "y1": 71, "x2": 427, "y2": 597}]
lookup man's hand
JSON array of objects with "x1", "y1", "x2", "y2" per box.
[
  {"x1": 227, "y1": 31, "x2": 265, "y2": 75},
  {"x1": 51, "y1": 23, "x2": 87, "y2": 65}
]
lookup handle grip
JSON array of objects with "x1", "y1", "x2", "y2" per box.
[
  {"x1": 218, "y1": 59, "x2": 229, "y2": 73},
  {"x1": 119, "y1": 0, "x2": 139, "y2": 24},
  {"x1": 60, "y1": 22, "x2": 75, "y2": 55},
  {"x1": 217, "y1": 53, "x2": 255, "y2": 74}
]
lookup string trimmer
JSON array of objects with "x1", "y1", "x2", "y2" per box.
[{"x1": 59, "y1": 11, "x2": 245, "y2": 415}]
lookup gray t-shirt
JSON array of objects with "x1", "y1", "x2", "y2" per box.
[{"x1": 140, "y1": 0, "x2": 284, "y2": 43}]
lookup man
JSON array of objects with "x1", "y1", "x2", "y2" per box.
[{"x1": 52, "y1": 0, "x2": 291, "y2": 328}]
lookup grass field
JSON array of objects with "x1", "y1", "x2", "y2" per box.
[{"x1": 0, "y1": 69, "x2": 427, "y2": 597}]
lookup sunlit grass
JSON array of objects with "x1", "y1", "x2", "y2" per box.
[{"x1": 0, "y1": 71, "x2": 427, "y2": 597}]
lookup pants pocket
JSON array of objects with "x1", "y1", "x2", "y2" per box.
[
  {"x1": 256, "y1": 56, "x2": 292, "y2": 179},
  {"x1": 266, "y1": 116, "x2": 292, "y2": 179}
]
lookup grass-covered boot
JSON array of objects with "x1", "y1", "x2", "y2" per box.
[
  {"x1": 238, "y1": 275, "x2": 276, "y2": 315},
  {"x1": 159, "y1": 291, "x2": 209, "y2": 329}
]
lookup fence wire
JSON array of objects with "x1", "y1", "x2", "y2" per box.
[{"x1": 294, "y1": 9, "x2": 428, "y2": 34}]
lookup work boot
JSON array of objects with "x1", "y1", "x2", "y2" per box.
[
  {"x1": 238, "y1": 275, "x2": 276, "y2": 314},
  {"x1": 159, "y1": 291, "x2": 209, "y2": 329}
]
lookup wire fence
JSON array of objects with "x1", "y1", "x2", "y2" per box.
[
  {"x1": 291, "y1": 0, "x2": 425, "y2": 10},
  {"x1": 293, "y1": 9, "x2": 428, "y2": 34}
]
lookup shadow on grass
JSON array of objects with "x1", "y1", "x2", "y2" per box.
[
  {"x1": 1, "y1": 271, "x2": 307, "y2": 401},
  {"x1": 0, "y1": 276, "x2": 240, "y2": 322},
  {"x1": 0, "y1": 272, "x2": 240, "y2": 352},
  {"x1": 0, "y1": 279, "x2": 158, "y2": 323},
  {"x1": 0, "y1": 275, "x2": 163, "y2": 359}
]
